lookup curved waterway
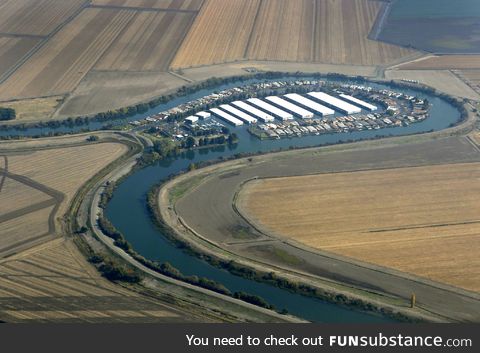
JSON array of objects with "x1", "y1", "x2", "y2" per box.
[{"x1": 3, "y1": 77, "x2": 460, "y2": 322}]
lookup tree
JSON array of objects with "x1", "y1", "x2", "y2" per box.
[
  {"x1": 185, "y1": 136, "x2": 196, "y2": 149},
  {"x1": 0, "y1": 107, "x2": 15, "y2": 121}
]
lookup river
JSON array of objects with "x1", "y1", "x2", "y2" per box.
[
  {"x1": 1, "y1": 77, "x2": 461, "y2": 322},
  {"x1": 100, "y1": 79, "x2": 459, "y2": 323}
]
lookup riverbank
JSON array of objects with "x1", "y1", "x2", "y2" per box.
[{"x1": 159, "y1": 130, "x2": 480, "y2": 322}]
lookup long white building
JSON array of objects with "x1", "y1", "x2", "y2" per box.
[
  {"x1": 231, "y1": 101, "x2": 275, "y2": 123},
  {"x1": 284, "y1": 93, "x2": 335, "y2": 116},
  {"x1": 265, "y1": 96, "x2": 314, "y2": 119},
  {"x1": 210, "y1": 108, "x2": 244, "y2": 126},
  {"x1": 247, "y1": 98, "x2": 293, "y2": 121},
  {"x1": 339, "y1": 94, "x2": 377, "y2": 111},
  {"x1": 219, "y1": 104, "x2": 257, "y2": 124},
  {"x1": 308, "y1": 92, "x2": 362, "y2": 115}
]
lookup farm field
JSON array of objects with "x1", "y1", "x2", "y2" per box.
[
  {"x1": 172, "y1": 0, "x2": 416, "y2": 69},
  {"x1": 245, "y1": 0, "x2": 314, "y2": 62},
  {"x1": 0, "y1": 96, "x2": 64, "y2": 124},
  {"x1": 170, "y1": 0, "x2": 260, "y2": 68},
  {"x1": 313, "y1": 0, "x2": 414, "y2": 65},
  {"x1": 0, "y1": 37, "x2": 40, "y2": 79},
  {"x1": 455, "y1": 70, "x2": 480, "y2": 95},
  {"x1": 95, "y1": 11, "x2": 196, "y2": 71},
  {"x1": 0, "y1": 140, "x2": 127, "y2": 257},
  {"x1": 0, "y1": 239, "x2": 191, "y2": 322},
  {"x1": 385, "y1": 69, "x2": 480, "y2": 100},
  {"x1": 91, "y1": 0, "x2": 203, "y2": 10},
  {"x1": 400, "y1": 55, "x2": 480, "y2": 70},
  {"x1": 0, "y1": 0, "x2": 87, "y2": 36},
  {"x1": 7, "y1": 143, "x2": 127, "y2": 215},
  {"x1": 239, "y1": 163, "x2": 480, "y2": 292},
  {"x1": 0, "y1": 8, "x2": 136, "y2": 100}
]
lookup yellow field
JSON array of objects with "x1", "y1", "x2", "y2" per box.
[
  {"x1": 170, "y1": 0, "x2": 261, "y2": 68},
  {"x1": 0, "y1": 96, "x2": 63, "y2": 123},
  {"x1": 0, "y1": 239, "x2": 182, "y2": 322},
  {"x1": 92, "y1": 0, "x2": 203, "y2": 10},
  {"x1": 400, "y1": 55, "x2": 480, "y2": 70},
  {"x1": 314, "y1": 0, "x2": 413, "y2": 65},
  {"x1": 0, "y1": 207, "x2": 53, "y2": 254},
  {"x1": 240, "y1": 163, "x2": 480, "y2": 292},
  {"x1": 172, "y1": 0, "x2": 415, "y2": 69},
  {"x1": 0, "y1": 141, "x2": 127, "y2": 256},
  {"x1": 0, "y1": 8, "x2": 135, "y2": 100},
  {"x1": 7, "y1": 143, "x2": 127, "y2": 212},
  {"x1": 0, "y1": 178, "x2": 51, "y2": 215},
  {"x1": 455, "y1": 70, "x2": 480, "y2": 95},
  {"x1": 0, "y1": 0, "x2": 86, "y2": 36},
  {"x1": 246, "y1": 0, "x2": 314, "y2": 62},
  {"x1": 95, "y1": 11, "x2": 196, "y2": 71}
]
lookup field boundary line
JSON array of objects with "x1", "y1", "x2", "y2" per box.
[
  {"x1": 0, "y1": 155, "x2": 7, "y2": 193},
  {"x1": 0, "y1": 198, "x2": 56, "y2": 224},
  {"x1": 0, "y1": 0, "x2": 91, "y2": 85}
]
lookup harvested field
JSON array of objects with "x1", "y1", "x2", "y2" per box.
[
  {"x1": 172, "y1": 0, "x2": 415, "y2": 69},
  {"x1": 246, "y1": 0, "x2": 314, "y2": 62},
  {"x1": 0, "y1": 206, "x2": 53, "y2": 255},
  {"x1": 91, "y1": 0, "x2": 203, "y2": 10},
  {"x1": 0, "y1": 96, "x2": 64, "y2": 124},
  {"x1": 385, "y1": 69, "x2": 480, "y2": 100},
  {"x1": 456, "y1": 70, "x2": 480, "y2": 95},
  {"x1": 314, "y1": 0, "x2": 414, "y2": 65},
  {"x1": 56, "y1": 71, "x2": 185, "y2": 117},
  {"x1": 0, "y1": 8, "x2": 136, "y2": 100},
  {"x1": 170, "y1": 0, "x2": 260, "y2": 68},
  {"x1": 400, "y1": 55, "x2": 480, "y2": 70},
  {"x1": 0, "y1": 178, "x2": 51, "y2": 215},
  {"x1": 0, "y1": 141, "x2": 127, "y2": 257},
  {"x1": 0, "y1": 36, "x2": 40, "y2": 78},
  {"x1": 7, "y1": 143, "x2": 127, "y2": 213},
  {"x1": 240, "y1": 163, "x2": 480, "y2": 292},
  {"x1": 0, "y1": 239, "x2": 191, "y2": 322},
  {"x1": 0, "y1": 0, "x2": 87, "y2": 36},
  {"x1": 95, "y1": 11, "x2": 196, "y2": 71}
]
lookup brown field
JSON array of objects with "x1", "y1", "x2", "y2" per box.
[
  {"x1": 385, "y1": 69, "x2": 480, "y2": 100},
  {"x1": 170, "y1": 0, "x2": 261, "y2": 68},
  {"x1": 0, "y1": 239, "x2": 186, "y2": 322},
  {"x1": 0, "y1": 0, "x2": 87, "y2": 36},
  {"x1": 7, "y1": 143, "x2": 127, "y2": 213},
  {"x1": 0, "y1": 96, "x2": 64, "y2": 123},
  {"x1": 455, "y1": 70, "x2": 480, "y2": 95},
  {"x1": 172, "y1": 0, "x2": 415, "y2": 69},
  {"x1": 0, "y1": 178, "x2": 51, "y2": 215},
  {"x1": 240, "y1": 163, "x2": 480, "y2": 292},
  {"x1": 400, "y1": 55, "x2": 480, "y2": 70},
  {"x1": 92, "y1": 0, "x2": 203, "y2": 10},
  {"x1": 313, "y1": 0, "x2": 414, "y2": 65},
  {"x1": 0, "y1": 8, "x2": 136, "y2": 100},
  {"x1": 0, "y1": 36, "x2": 40, "y2": 78},
  {"x1": 246, "y1": 0, "x2": 314, "y2": 62},
  {"x1": 0, "y1": 206, "x2": 53, "y2": 256},
  {"x1": 95, "y1": 11, "x2": 196, "y2": 71},
  {"x1": 0, "y1": 141, "x2": 127, "y2": 256}
]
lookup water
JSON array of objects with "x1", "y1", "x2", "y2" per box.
[
  {"x1": 102, "y1": 81, "x2": 459, "y2": 322},
  {"x1": 377, "y1": 0, "x2": 480, "y2": 53}
]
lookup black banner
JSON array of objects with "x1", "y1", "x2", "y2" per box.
[{"x1": 0, "y1": 324, "x2": 477, "y2": 353}]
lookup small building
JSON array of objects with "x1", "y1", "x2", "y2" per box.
[
  {"x1": 185, "y1": 116, "x2": 199, "y2": 125},
  {"x1": 196, "y1": 111, "x2": 211, "y2": 120}
]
